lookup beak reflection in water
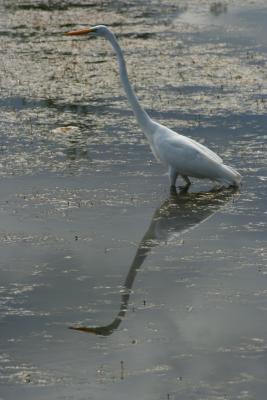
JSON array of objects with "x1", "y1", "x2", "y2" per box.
[{"x1": 70, "y1": 187, "x2": 238, "y2": 336}]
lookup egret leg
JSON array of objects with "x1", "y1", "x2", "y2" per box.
[
  {"x1": 179, "y1": 175, "x2": 191, "y2": 192},
  {"x1": 170, "y1": 185, "x2": 178, "y2": 195},
  {"x1": 168, "y1": 167, "x2": 178, "y2": 188}
]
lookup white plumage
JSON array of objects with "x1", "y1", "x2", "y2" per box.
[{"x1": 65, "y1": 25, "x2": 242, "y2": 189}]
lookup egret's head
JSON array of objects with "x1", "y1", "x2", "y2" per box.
[{"x1": 65, "y1": 25, "x2": 109, "y2": 38}]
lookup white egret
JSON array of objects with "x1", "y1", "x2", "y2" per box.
[{"x1": 65, "y1": 25, "x2": 242, "y2": 189}]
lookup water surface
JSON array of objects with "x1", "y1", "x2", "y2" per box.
[{"x1": 0, "y1": 1, "x2": 266, "y2": 399}]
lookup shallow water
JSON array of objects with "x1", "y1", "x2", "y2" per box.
[{"x1": 0, "y1": 1, "x2": 266, "y2": 399}]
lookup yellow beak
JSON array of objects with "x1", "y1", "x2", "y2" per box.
[{"x1": 64, "y1": 28, "x2": 93, "y2": 36}]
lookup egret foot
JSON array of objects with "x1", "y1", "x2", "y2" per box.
[{"x1": 178, "y1": 184, "x2": 190, "y2": 194}]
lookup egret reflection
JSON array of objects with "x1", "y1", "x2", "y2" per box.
[{"x1": 70, "y1": 187, "x2": 238, "y2": 336}]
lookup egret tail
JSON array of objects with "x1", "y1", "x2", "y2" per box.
[{"x1": 218, "y1": 164, "x2": 242, "y2": 186}]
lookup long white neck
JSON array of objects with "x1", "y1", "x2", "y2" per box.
[{"x1": 104, "y1": 30, "x2": 153, "y2": 134}]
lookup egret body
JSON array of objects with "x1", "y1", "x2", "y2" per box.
[{"x1": 65, "y1": 25, "x2": 242, "y2": 189}]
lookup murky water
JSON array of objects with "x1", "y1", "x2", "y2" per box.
[{"x1": 0, "y1": 1, "x2": 266, "y2": 399}]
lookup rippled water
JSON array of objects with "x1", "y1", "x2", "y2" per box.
[{"x1": 0, "y1": 1, "x2": 266, "y2": 399}]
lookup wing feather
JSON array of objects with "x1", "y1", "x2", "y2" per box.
[
  {"x1": 185, "y1": 137, "x2": 223, "y2": 164},
  {"x1": 152, "y1": 124, "x2": 223, "y2": 174}
]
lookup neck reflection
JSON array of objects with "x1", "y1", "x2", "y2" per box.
[{"x1": 70, "y1": 187, "x2": 238, "y2": 336}]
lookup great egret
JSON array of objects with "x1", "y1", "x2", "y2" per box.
[{"x1": 65, "y1": 25, "x2": 242, "y2": 189}]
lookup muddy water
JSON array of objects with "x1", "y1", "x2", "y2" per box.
[{"x1": 0, "y1": 1, "x2": 266, "y2": 399}]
